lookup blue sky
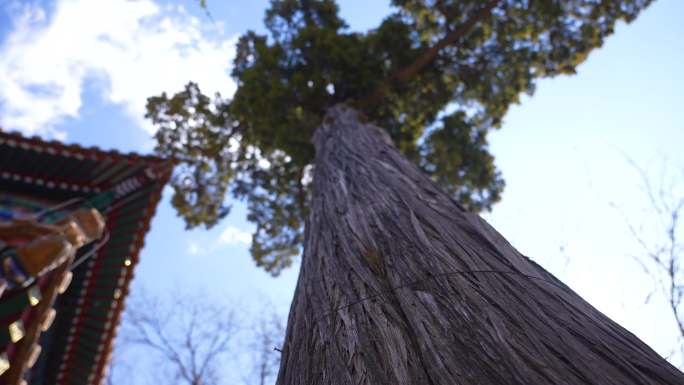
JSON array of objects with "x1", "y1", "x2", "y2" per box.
[{"x1": 1, "y1": 0, "x2": 683, "y2": 380}]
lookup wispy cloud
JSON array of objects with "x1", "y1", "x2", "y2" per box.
[
  {"x1": 187, "y1": 225, "x2": 252, "y2": 255},
  {"x1": 0, "y1": 0, "x2": 236, "y2": 138}
]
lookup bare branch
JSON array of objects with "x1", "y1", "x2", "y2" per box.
[
  {"x1": 241, "y1": 308, "x2": 285, "y2": 385},
  {"x1": 618, "y1": 157, "x2": 684, "y2": 359},
  {"x1": 120, "y1": 290, "x2": 236, "y2": 385}
]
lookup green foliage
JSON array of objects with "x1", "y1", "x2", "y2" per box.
[
  {"x1": 420, "y1": 111, "x2": 504, "y2": 212},
  {"x1": 147, "y1": 0, "x2": 653, "y2": 275}
]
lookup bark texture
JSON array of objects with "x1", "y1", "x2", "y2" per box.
[{"x1": 276, "y1": 104, "x2": 684, "y2": 385}]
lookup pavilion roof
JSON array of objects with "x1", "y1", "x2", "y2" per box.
[{"x1": 0, "y1": 130, "x2": 172, "y2": 385}]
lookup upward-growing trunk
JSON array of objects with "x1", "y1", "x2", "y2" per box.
[{"x1": 276, "y1": 105, "x2": 684, "y2": 385}]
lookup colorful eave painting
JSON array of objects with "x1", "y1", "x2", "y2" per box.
[{"x1": 0, "y1": 130, "x2": 172, "y2": 385}]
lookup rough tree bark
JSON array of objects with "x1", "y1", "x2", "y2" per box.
[{"x1": 276, "y1": 105, "x2": 684, "y2": 385}]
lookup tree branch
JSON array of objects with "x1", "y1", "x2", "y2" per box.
[
  {"x1": 619, "y1": 157, "x2": 684, "y2": 356},
  {"x1": 357, "y1": 0, "x2": 500, "y2": 109}
]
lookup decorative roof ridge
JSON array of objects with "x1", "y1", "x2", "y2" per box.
[
  {"x1": 0, "y1": 129, "x2": 168, "y2": 165},
  {"x1": 92, "y1": 169, "x2": 169, "y2": 385}
]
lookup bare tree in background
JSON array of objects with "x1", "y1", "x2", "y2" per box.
[
  {"x1": 105, "y1": 290, "x2": 286, "y2": 385},
  {"x1": 122, "y1": 291, "x2": 237, "y2": 385},
  {"x1": 618, "y1": 159, "x2": 684, "y2": 358},
  {"x1": 244, "y1": 311, "x2": 284, "y2": 385}
]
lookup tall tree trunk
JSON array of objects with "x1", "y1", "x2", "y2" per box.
[{"x1": 276, "y1": 105, "x2": 684, "y2": 385}]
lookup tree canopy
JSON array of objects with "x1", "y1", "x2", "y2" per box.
[{"x1": 146, "y1": 0, "x2": 653, "y2": 275}]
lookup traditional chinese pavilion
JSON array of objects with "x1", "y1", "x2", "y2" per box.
[{"x1": 0, "y1": 130, "x2": 172, "y2": 385}]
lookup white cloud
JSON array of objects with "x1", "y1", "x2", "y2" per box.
[
  {"x1": 186, "y1": 225, "x2": 252, "y2": 255},
  {"x1": 0, "y1": 0, "x2": 237, "y2": 138},
  {"x1": 187, "y1": 241, "x2": 202, "y2": 255},
  {"x1": 219, "y1": 225, "x2": 252, "y2": 246}
]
